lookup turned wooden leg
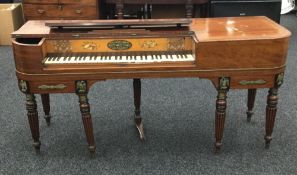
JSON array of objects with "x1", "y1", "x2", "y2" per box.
[
  {"x1": 264, "y1": 73, "x2": 284, "y2": 148},
  {"x1": 246, "y1": 89, "x2": 257, "y2": 122},
  {"x1": 215, "y1": 89, "x2": 228, "y2": 152},
  {"x1": 265, "y1": 87, "x2": 278, "y2": 148},
  {"x1": 26, "y1": 94, "x2": 41, "y2": 152},
  {"x1": 133, "y1": 78, "x2": 145, "y2": 141},
  {"x1": 185, "y1": 1, "x2": 194, "y2": 18},
  {"x1": 76, "y1": 81, "x2": 95, "y2": 154},
  {"x1": 214, "y1": 77, "x2": 229, "y2": 153},
  {"x1": 41, "y1": 94, "x2": 51, "y2": 126},
  {"x1": 116, "y1": 0, "x2": 124, "y2": 19}
]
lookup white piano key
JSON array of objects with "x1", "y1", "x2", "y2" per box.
[
  {"x1": 69, "y1": 56, "x2": 77, "y2": 63},
  {"x1": 161, "y1": 55, "x2": 167, "y2": 61},
  {"x1": 84, "y1": 56, "x2": 90, "y2": 63},
  {"x1": 110, "y1": 55, "x2": 116, "y2": 62},
  {"x1": 186, "y1": 54, "x2": 195, "y2": 61},
  {"x1": 121, "y1": 56, "x2": 127, "y2": 62},
  {"x1": 172, "y1": 54, "x2": 178, "y2": 61},
  {"x1": 46, "y1": 56, "x2": 56, "y2": 64},
  {"x1": 136, "y1": 56, "x2": 141, "y2": 62},
  {"x1": 89, "y1": 56, "x2": 96, "y2": 63}
]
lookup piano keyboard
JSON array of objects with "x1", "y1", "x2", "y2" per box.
[{"x1": 44, "y1": 53, "x2": 195, "y2": 64}]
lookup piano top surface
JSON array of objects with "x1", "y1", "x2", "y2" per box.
[{"x1": 12, "y1": 16, "x2": 291, "y2": 42}]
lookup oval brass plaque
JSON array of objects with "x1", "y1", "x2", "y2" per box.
[{"x1": 107, "y1": 40, "x2": 132, "y2": 50}]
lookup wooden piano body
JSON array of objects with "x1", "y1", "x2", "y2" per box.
[{"x1": 11, "y1": 16, "x2": 291, "y2": 154}]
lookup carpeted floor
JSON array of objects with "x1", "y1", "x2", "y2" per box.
[{"x1": 0, "y1": 14, "x2": 297, "y2": 175}]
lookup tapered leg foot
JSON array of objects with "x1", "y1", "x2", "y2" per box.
[
  {"x1": 41, "y1": 94, "x2": 51, "y2": 126},
  {"x1": 89, "y1": 145, "x2": 96, "y2": 152},
  {"x1": 246, "y1": 89, "x2": 257, "y2": 122},
  {"x1": 26, "y1": 94, "x2": 41, "y2": 152},
  {"x1": 44, "y1": 116, "x2": 51, "y2": 126},
  {"x1": 33, "y1": 141, "x2": 41, "y2": 153},
  {"x1": 135, "y1": 117, "x2": 145, "y2": 141},
  {"x1": 133, "y1": 79, "x2": 145, "y2": 141},
  {"x1": 214, "y1": 142, "x2": 222, "y2": 153},
  {"x1": 265, "y1": 136, "x2": 272, "y2": 149},
  {"x1": 265, "y1": 87, "x2": 278, "y2": 149}
]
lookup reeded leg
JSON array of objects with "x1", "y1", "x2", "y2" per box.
[
  {"x1": 265, "y1": 87, "x2": 278, "y2": 148},
  {"x1": 215, "y1": 89, "x2": 228, "y2": 152},
  {"x1": 41, "y1": 94, "x2": 51, "y2": 126},
  {"x1": 246, "y1": 89, "x2": 257, "y2": 122},
  {"x1": 185, "y1": 1, "x2": 194, "y2": 18},
  {"x1": 76, "y1": 80, "x2": 96, "y2": 154},
  {"x1": 116, "y1": 0, "x2": 124, "y2": 19},
  {"x1": 26, "y1": 94, "x2": 41, "y2": 152},
  {"x1": 77, "y1": 93, "x2": 96, "y2": 154},
  {"x1": 133, "y1": 78, "x2": 145, "y2": 141}
]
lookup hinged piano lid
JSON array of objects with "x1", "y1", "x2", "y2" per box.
[
  {"x1": 12, "y1": 17, "x2": 291, "y2": 41},
  {"x1": 45, "y1": 18, "x2": 192, "y2": 29},
  {"x1": 12, "y1": 19, "x2": 194, "y2": 39}
]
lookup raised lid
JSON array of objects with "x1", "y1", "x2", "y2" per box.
[{"x1": 45, "y1": 18, "x2": 192, "y2": 29}]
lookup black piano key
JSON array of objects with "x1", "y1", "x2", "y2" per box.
[
  {"x1": 89, "y1": 53, "x2": 93, "y2": 61},
  {"x1": 67, "y1": 54, "x2": 71, "y2": 61}
]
